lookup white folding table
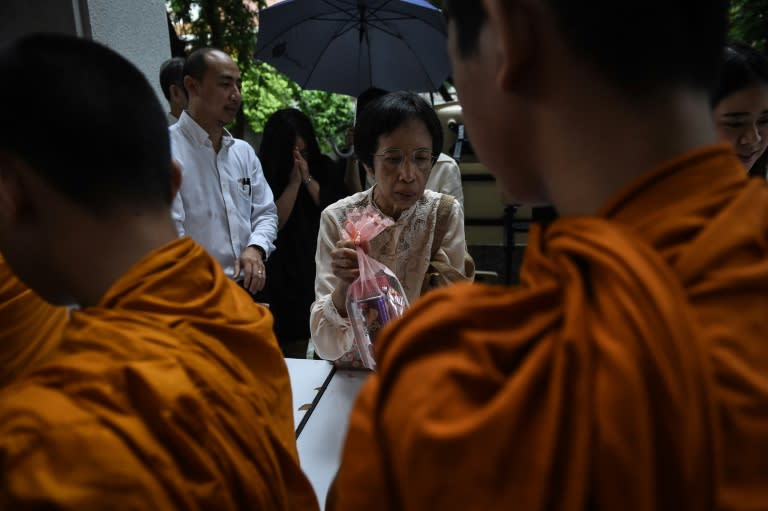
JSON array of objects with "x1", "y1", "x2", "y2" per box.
[
  {"x1": 295, "y1": 368, "x2": 370, "y2": 509},
  {"x1": 284, "y1": 358, "x2": 335, "y2": 434}
]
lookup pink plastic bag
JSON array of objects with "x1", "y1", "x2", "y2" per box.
[{"x1": 341, "y1": 207, "x2": 408, "y2": 370}]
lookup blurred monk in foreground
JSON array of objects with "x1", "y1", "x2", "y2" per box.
[
  {"x1": 0, "y1": 256, "x2": 68, "y2": 387},
  {"x1": 0, "y1": 34, "x2": 317, "y2": 510},
  {"x1": 330, "y1": 0, "x2": 768, "y2": 510}
]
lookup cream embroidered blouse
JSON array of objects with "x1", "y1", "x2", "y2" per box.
[{"x1": 310, "y1": 187, "x2": 468, "y2": 360}]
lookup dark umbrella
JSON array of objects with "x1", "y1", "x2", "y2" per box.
[{"x1": 254, "y1": 0, "x2": 451, "y2": 97}]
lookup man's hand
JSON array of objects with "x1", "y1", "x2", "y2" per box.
[{"x1": 235, "y1": 245, "x2": 266, "y2": 293}]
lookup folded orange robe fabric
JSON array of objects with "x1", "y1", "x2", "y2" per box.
[
  {"x1": 331, "y1": 144, "x2": 768, "y2": 511},
  {"x1": 0, "y1": 237, "x2": 318, "y2": 510},
  {"x1": 0, "y1": 255, "x2": 68, "y2": 387}
]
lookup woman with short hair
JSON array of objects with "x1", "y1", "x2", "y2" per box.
[{"x1": 310, "y1": 91, "x2": 473, "y2": 362}]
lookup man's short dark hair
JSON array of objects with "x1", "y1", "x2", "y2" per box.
[
  {"x1": 183, "y1": 47, "x2": 222, "y2": 82},
  {"x1": 354, "y1": 91, "x2": 444, "y2": 169},
  {"x1": 356, "y1": 87, "x2": 388, "y2": 122},
  {"x1": 0, "y1": 33, "x2": 172, "y2": 212},
  {"x1": 441, "y1": 1, "x2": 488, "y2": 58},
  {"x1": 159, "y1": 56, "x2": 186, "y2": 101},
  {"x1": 443, "y1": 0, "x2": 729, "y2": 93}
]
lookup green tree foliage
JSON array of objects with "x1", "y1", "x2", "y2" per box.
[
  {"x1": 729, "y1": 0, "x2": 768, "y2": 52},
  {"x1": 167, "y1": 0, "x2": 353, "y2": 153},
  {"x1": 298, "y1": 90, "x2": 354, "y2": 151},
  {"x1": 168, "y1": 0, "x2": 264, "y2": 66},
  {"x1": 242, "y1": 62, "x2": 353, "y2": 153}
]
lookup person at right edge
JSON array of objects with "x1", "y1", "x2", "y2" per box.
[
  {"x1": 711, "y1": 43, "x2": 768, "y2": 178},
  {"x1": 328, "y1": 1, "x2": 768, "y2": 511}
]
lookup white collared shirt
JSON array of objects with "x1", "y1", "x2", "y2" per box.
[{"x1": 170, "y1": 112, "x2": 278, "y2": 277}]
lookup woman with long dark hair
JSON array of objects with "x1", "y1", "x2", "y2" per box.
[{"x1": 259, "y1": 108, "x2": 347, "y2": 357}]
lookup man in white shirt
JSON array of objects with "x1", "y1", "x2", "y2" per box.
[
  {"x1": 170, "y1": 48, "x2": 278, "y2": 293},
  {"x1": 159, "y1": 57, "x2": 187, "y2": 125}
]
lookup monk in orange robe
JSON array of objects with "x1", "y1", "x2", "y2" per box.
[
  {"x1": 0, "y1": 35, "x2": 317, "y2": 510},
  {"x1": 330, "y1": 1, "x2": 767, "y2": 510},
  {"x1": 0, "y1": 256, "x2": 68, "y2": 387}
]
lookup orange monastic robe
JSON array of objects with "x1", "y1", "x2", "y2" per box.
[
  {"x1": 0, "y1": 256, "x2": 68, "y2": 387},
  {"x1": 0, "y1": 237, "x2": 318, "y2": 510},
  {"x1": 331, "y1": 145, "x2": 768, "y2": 511}
]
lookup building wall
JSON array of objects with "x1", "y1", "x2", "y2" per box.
[
  {"x1": 0, "y1": 0, "x2": 171, "y2": 106},
  {"x1": 86, "y1": 0, "x2": 171, "y2": 105}
]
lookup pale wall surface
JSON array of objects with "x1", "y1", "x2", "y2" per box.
[
  {"x1": 86, "y1": 0, "x2": 171, "y2": 105},
  {"x1": 0, "y1": 0, "x2": 171, "y2": 106}
]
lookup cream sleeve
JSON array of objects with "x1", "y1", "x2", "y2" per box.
[
  {"x1": 310, "y1": 208, "x2": 355, "y2": 360},
  {"x1": 433, "y1": 196, "x2": 471, "y2": 278}
]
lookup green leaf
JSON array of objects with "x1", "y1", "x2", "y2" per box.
[{"x1": 168, "y1": 0, "x2": 355, "y2": 152}]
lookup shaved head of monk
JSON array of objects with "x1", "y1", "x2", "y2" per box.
[
  {"x1": 0, "y1": 34, "x2": 180, "y2": 306},
  {"x1": 330, "y1": 2, "x2": 768, "y2": 511},
  {"x1": 0, "y1": 35, "x2": 317, "y2": 510},
  {"x1": 443, "y1": 0, "x2": 727, "y2": 210}
]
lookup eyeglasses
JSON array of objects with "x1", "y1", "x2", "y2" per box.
[{"x1": 373, "y1": 148, "x2": 437, "y2": 174}]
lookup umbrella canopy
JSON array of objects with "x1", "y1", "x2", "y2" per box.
[{"x1": 254, "y1": 0, "x2": 450, "y2": 97}]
